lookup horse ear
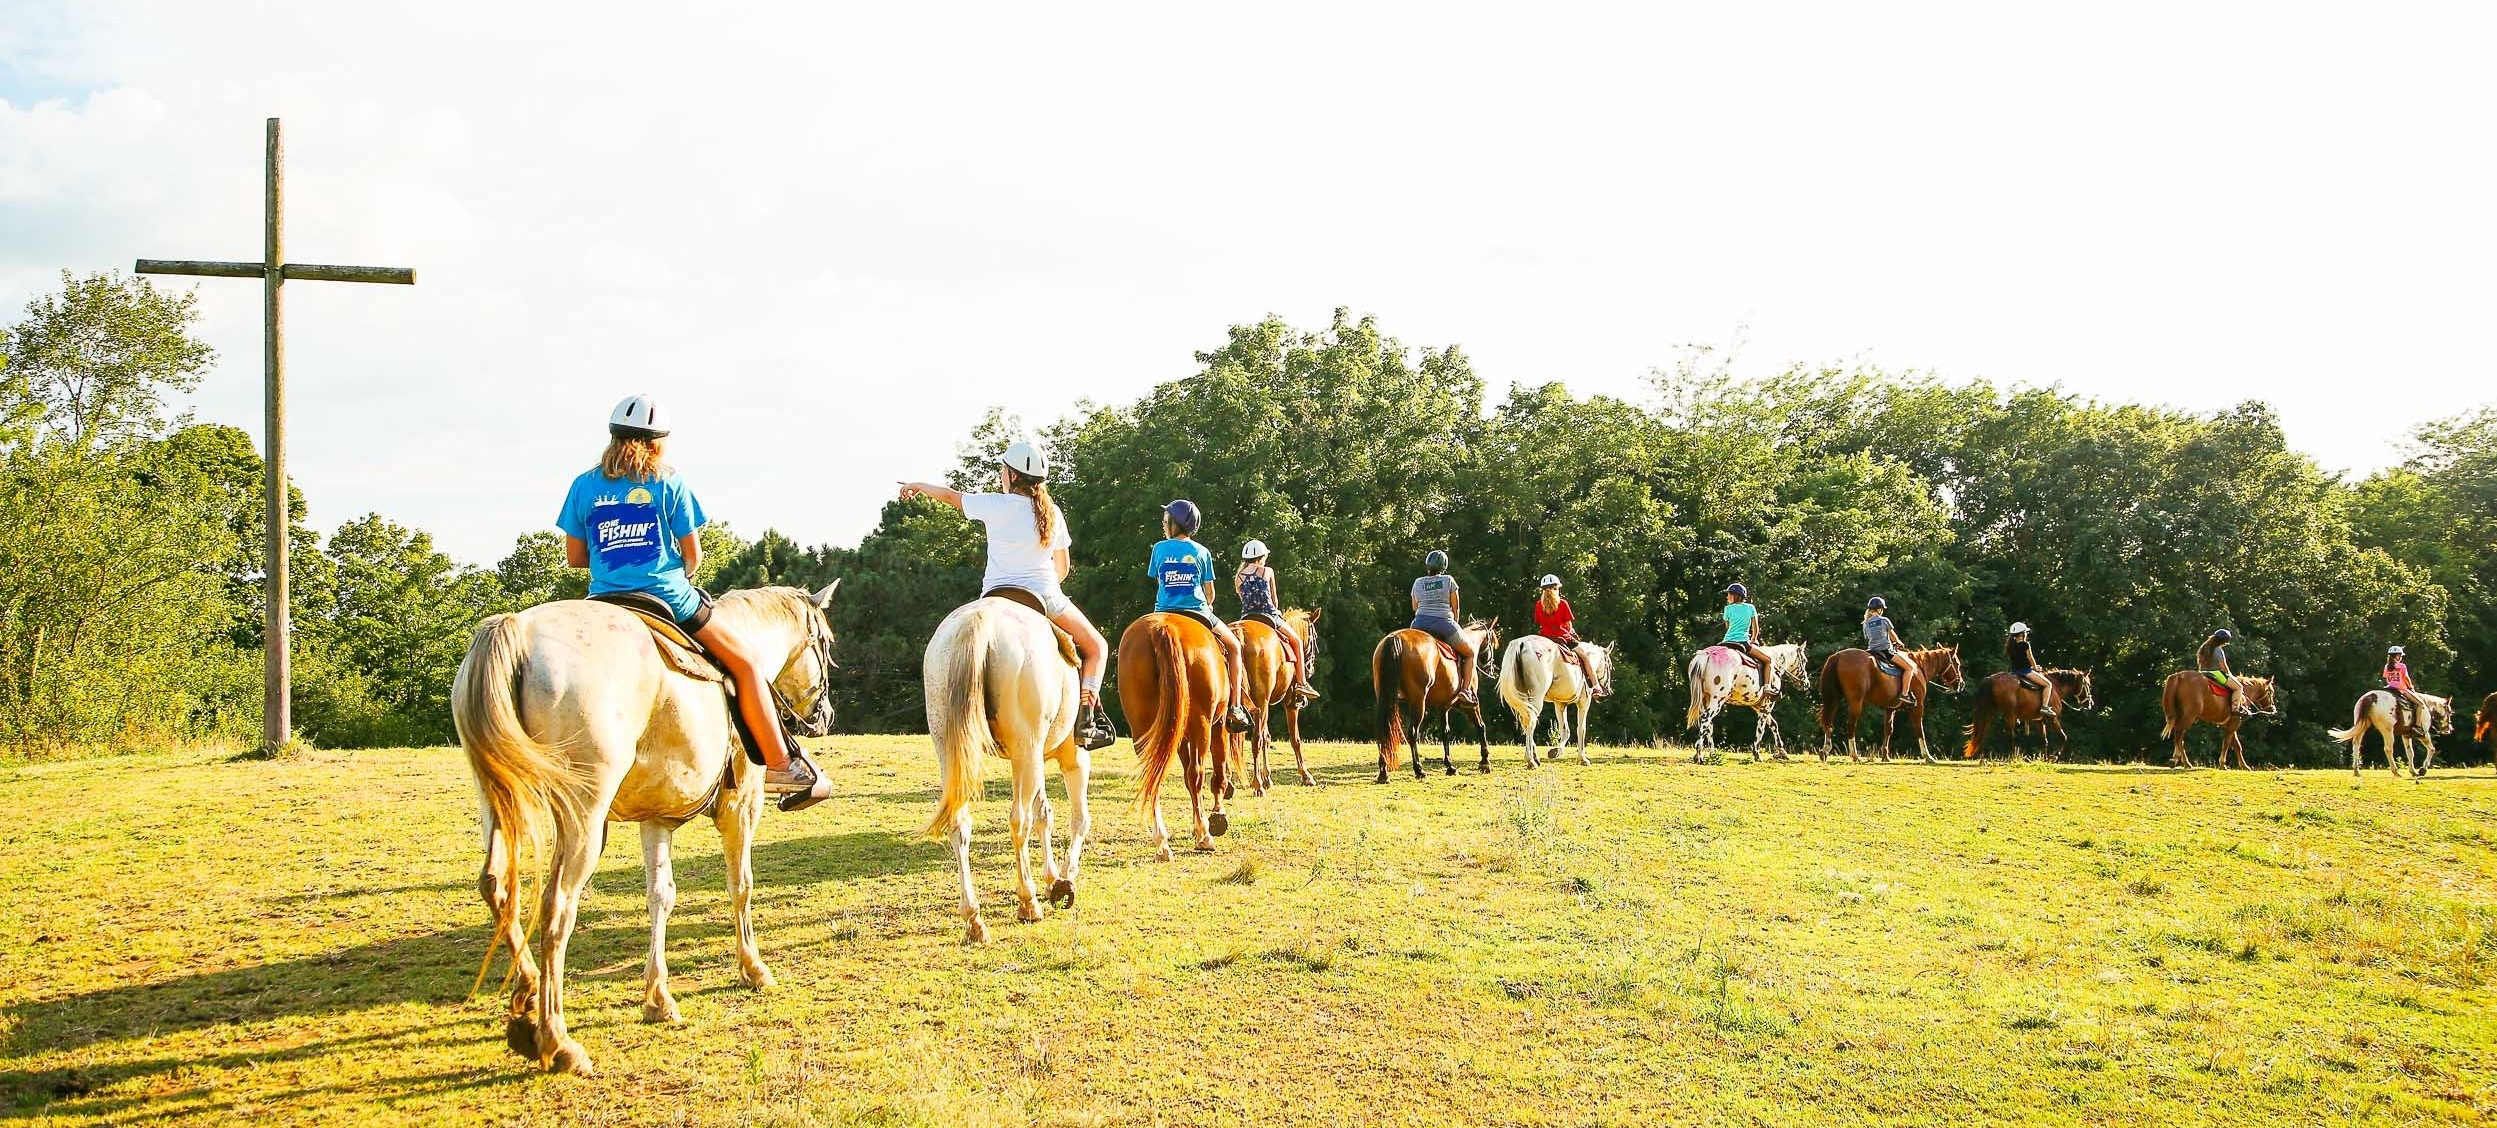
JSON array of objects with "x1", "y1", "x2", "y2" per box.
[
  {"x1": 1309, "y1": 607, "x2": 1322, "y2": 623},
  {"x1": 812, "y1": 579, "x2": 840, "y2": 609}
]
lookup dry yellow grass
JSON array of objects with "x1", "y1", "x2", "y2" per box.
[{"x1": 3, "y1": 737, "x2": 2493, "y2": 1126}]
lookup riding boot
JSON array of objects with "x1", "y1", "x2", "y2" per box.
[
  {"x1": 1075, "y1": 699, "x2": 1119, "y2": 750},
  {"x1": 1224, "y1": 702, "x2": 1252, "y2": 733}
]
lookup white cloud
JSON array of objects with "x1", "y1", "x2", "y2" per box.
[{"x1": 4, "y1": 1, "x2": 2493, "y2": 563}]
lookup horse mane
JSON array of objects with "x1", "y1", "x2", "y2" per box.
[{"x1": 713, "y1": 586, "x2": 817, "y2": 637}]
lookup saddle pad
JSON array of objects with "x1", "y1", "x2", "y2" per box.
[
  {"x1": 2203, "y1": 672, "x2": 2228, "y2": 695},
  {"x1": 1874, "y1": 658, "x2": 1902, "y2": 677},
  {"x1": 982, "y1": 588, "x2": 1080, "y2": 669}
]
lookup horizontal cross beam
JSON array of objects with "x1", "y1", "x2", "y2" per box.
[{"x1": 137, "y1": 259, "x2": 416, "y2": 285}]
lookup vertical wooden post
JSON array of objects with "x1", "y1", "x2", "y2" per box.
[{"x1": 262, "y1": 117, "x2": 290, "y2": 753}]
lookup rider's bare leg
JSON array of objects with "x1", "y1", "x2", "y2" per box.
[
  {"x1": 1453, "y1": 636, "x2": 1479, "y2": 702},
  {"x1": 1048, "y1": 605, "x2": 1109, "y2": 703},
  {"x1": 1280, "y1": 630, "x2": 1318, "y2": 697},
  {"x1": 692, "y1": 621, "x2": 793, "y2": 771}
]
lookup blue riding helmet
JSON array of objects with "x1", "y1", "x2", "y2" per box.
[
  {"x1": 1163, "y1": 499, "x2": 1202, "y2": 535},
  {"x1": 1866, "y1": 596, "x2": 1887, "y2": 610},
  {"x1": 1725, "y1": 583, "x2": 1748, "y2": 599}
]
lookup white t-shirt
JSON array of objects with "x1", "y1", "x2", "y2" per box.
[{"x1": 962, "y1": 492, "x2": 1070, "y2": 593}]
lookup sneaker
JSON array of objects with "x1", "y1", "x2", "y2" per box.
[
  {"x1": 1291, "y1": 682, "x2": 1321, "y2": 701},
  {"x1": 1898, "y1": 692, "x2": 1919, "y2": 708},
  {"x1": 1224, "y1": 704, "x2": 1252, "y2": 733},
  {"x1": 765, "y1": 750, "x2": 832, "y2": 812},
  {"x1": 1076, "y1": 701, "x2": 1119, "y2": 751}
]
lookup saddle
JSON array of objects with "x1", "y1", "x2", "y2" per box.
[
  {"x1": 982, "y1": 587, "x2": 1081, "y2": 669},
  {"x1": 588, "y1": 592, "x2": 767, "y2": 767},
  {"x1": 1871, "y1": 653, "x2": 1904, "y2": 678}
]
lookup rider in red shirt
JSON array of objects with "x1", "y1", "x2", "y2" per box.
[{"x1": 1533, "y1": 575, "x2": 1584, "y2": 670}]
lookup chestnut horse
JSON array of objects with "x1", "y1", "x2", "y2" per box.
[
  {"x1": 2158, "y1": 671, "x2": 2276, "y2": 768},
  {"x1": 1962, "y1": 669, "x2": 2096, "y2": 762},
  {"x1": 1230, "y1": 608, "x2": 1321, "y2": 794},
  {"x1": 1816, "y1": 645, "x2": 1964, "y2": 763},
  {"x1": 1118, "y1": 612, "x2": 1234, "y2": 857},
  {"x1": 1372, "y1": 619, "x2": 1501, "y2": 782},
  {"x1": 2479, "y1": 692, "x2": 2497, "y2": 762}
]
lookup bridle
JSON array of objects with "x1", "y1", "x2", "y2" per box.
[{"x1": 778, "y1": 604, "x2": 838, "y2": 738}]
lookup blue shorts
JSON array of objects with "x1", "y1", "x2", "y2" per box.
[{"x1": 1411, "y1": 616, "x2": 1463, "y2": 646}]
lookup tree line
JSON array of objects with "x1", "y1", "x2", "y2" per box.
[{"x1": 7, "y1": 276, "x2": 2491, "y2": 766}]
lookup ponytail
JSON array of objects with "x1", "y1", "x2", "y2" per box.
[{"x1": 1006, "y1": 466, "x2": 1056, "y2": 546}]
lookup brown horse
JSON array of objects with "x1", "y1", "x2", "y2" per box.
[
  {"x1": 1816, "y1": 645, "x2": 1964, "y2": 763},
  {"x1": 2479, "y1": 692, "x2": 2496, "y2": 762},
  {"x1": 1963, "y1": 669, "x2": 2096, "y2": 762},
  {"x1": 1118, "y1": 612, "x2": 1233, "y2": 858},
  {"x1": 1372, "y1": 619, "x2": 1501, "y2": 783},
  {"x1": 1229, "y1": 608, "x2": 1320, "y2": 794},
  {"x1": 2158, "y1": 671, "x2": 2277, "y2": 768}
]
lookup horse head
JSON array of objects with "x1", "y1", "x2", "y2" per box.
[
  {"x1": 759, "y1": 581, "x2": 841, "y2": 737},
  {"x1": 2053, "y1": 668, "x2": 2096, "y2": 712},
  {"x1": 1919, "y1": 645, "x2": 1965, "y2": 693},
  {"x1": 2239, "y1": 676, "x2": 2279, "y2": 716},
  {"x1": 1468, "y1": 618, "x2": 1503, "y2": 677},
  {"x1": 1285, "y1": 607, "x2": 1322, "y2": 661},
  {"x1": 2428, "y1": 695, "x2": 2455, "y2": 735},
  {"x1": 1581, "y1": 642, "x2": 1616, "y2": 698}
]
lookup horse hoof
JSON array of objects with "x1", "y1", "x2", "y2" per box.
[
  {"x1": 505, "y1": 1017, "x2": 540, "y2": 1060},
  {"x1": 1222, "y1": 783, "x2": 1235, "y2": 800},
  {"x1": 1155, "y1": 846, "x2": 1174, "y2": 861},
  {"x1": 1298, "y1": 772, "x2": 1315, "y2": 786},
  {"x1": 1193, "y1": 839, "x2": 1217, "y2": 853},
  {"x1": 1208, "y1": 812, "x2": 1229, "y2": 837},
  {"x1": 1049, "y1": 879, "x2": 1076, "y2": 909},
  {"x1": 965, "y1": 918, "x2": 990, "y2": 945},
  {"x1": 642, "y1": 1000, "x2": 681, "y2": 1025},
  {"x1": 1018, "y1": 901, "x2": 1044, "y2": 923},
  {"x1": 742, "y1": 962, "x2": 777, "y2": 991},
  {"x1": 548, "y1": 1040, "x2": 595, "y2": 1076},
  {"x1": 1374, "y1": 773, "x2": 1389, "y2": 784}
]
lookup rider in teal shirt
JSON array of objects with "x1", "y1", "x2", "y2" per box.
[{"x1": 1720, "y1": 583, "x2": 1777, "y2": 693}]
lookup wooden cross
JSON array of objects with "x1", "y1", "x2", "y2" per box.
[{"x1": 138, "y1": 118, "x2": 415, "y2": 754}]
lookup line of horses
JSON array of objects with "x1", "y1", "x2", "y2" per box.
[{"x1": 451, "y1": 587, "x2": 2495, "y2": 1074}]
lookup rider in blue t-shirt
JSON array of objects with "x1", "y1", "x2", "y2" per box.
[
  {"x1": 1148, "y1": 500, "x2": 1252, "y2": 732},
  {"x1": 555, "y1": 395, "x2": 828, "y2": 807},
  {"x1": 1861, "y1": 596, "x2": 1919, "y2": 708},
  {"x1": 1719, "y1": 583, "x2": 1778, "y2": 694}
]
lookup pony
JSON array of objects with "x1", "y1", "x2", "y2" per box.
[
  {"x1": 1119, "y1": 611, "x2": 1235, "y2": 857},
  {"x1": 2480, "y1": 692, "x2": 2496, "y2": 763},
  {"x1": 1684, "y1": 641, "x2": 1809, "y2": 762},
  {"x1": 2327, "y1": 689, "x2": 2453, "y2": 780},
  {"x1": 1815, "y1": 645, "x2": 1963, "y2": 763},
  {"x1": 1372, "y1": 619, "x2": 1502, "y2": 782},
  {"x1": 1230, "y1": 608, "x2": 1321, "y2": 793},
  {"x1": 922, "y1": 595, "x2": 1093, "y2": 944},
  {"x1": 1962, "y1": 669, "x2": 2096, "y2": 762},
  {"x1": 455, "y1": 583, "x2": 838, "y2": 1075},
  {"x1": 1498, "y1": 636, "x2": 1614, "y2": 768},
  {"x1": 2158, "y1": 671, "x2": 2277, "y2": 768}
]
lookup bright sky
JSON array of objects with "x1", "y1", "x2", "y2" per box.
[{"x1": 5, "y1": 3, "x2": 2491, "y2": 564}]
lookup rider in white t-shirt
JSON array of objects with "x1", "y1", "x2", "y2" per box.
[{"x1": 898, "y1": 443, "x2": 1118, "y2": 749}]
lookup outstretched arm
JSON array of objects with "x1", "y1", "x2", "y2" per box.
[{"x1": 897, "y1": 481, "x2": 965, "y2": 513}]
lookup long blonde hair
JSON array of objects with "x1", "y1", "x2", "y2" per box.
[
  {"x1": 602, "y1": 436, "x2": 667, "y2": 481},
  {"x1": 1006, "y1": 466, "x2": 1055, "y2": 546}
]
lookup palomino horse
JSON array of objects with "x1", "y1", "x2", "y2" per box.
[
  {"x1": 454, "y1": 583, "x2": 838, "y2": 1075},
  {"x1": 1684, "y1": 642, "x2": 1808, "y2": 761},
  {"x1": 1372, "y1": 620, "x2": 1502, "y2": 782},
  {"x1": 1230, "y1": 608, "x2": 1321, "y2": 793},
  {"x1": 1815, "y1": 645, "x2": 1964, "y2": 763},
  {"x1": 2328, "y1": 689, "x2": 2453, "y2": 780},
  {"x1": 1119, "y1": 612, "x2": 1234, "y2": 856},
  {"x1": 1962, "y1": 669, "x2": 2096, "y2": 762},
  {"x1": 923, "y1": 595, "x2": 1093, "y2": 944},
  {"x1": 1499, "y1": 636, "x2": 1614, "y2": 768},
  {"x1": 2158, "y1": 671, "x2": 2277, "y2": 768}
]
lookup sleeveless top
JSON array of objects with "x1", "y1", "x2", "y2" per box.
[{"x1": 1239, "y1": 568, "x2": 1277, "y2": 615}]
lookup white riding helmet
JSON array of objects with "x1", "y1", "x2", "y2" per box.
[
  {"x1": 2387, "y1": 644, "x2": 2405, "y2": 655},
  {"x1": 998, "y1": 441, "x2": 1049, "y2": 480},
  {"x1": 608, "y1": 394, "x2": 667, "y2": 438},
  {"x1": 1241, "y1": 539, "x2": 1270, "y2": 560},
  {"x1": 2008, "y1": 622, "x2": 2030, "y2": 635},
  {"x1": 1539, "y1": 574, "x2": 1561, "y2": 588}
]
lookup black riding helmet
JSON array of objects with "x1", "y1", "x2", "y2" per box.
[
  {"x1": 1424, "y1": 549, "x2": 1450, "y2": 574},
  {"x1": 2212, "y1": 628, "x2": 2233, "y2": 643}
]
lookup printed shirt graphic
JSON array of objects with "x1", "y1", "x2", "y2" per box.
[
  {"x1": 557, "y1": 468, "x2": 708, "y2": 611},
  {"x1": 1721, "y1": 602, "x2": 1757, "y2": 643},
  {"x1": 2383, "y1": 661, "x2": 2411, "y2": 692},
  {"x1": 1148, "y1": 538, "x2": 1215, "y2": 611}
]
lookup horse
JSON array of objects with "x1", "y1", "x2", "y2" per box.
[
  {"x1": 1230, "y1": 608, "x2": 1321, "y2": 793},
  {"x1": 1815, "y1": 645, "x2": 1963, "y2": 763},
  {"x1": 454, "y1": 583, "x2": 839, "y2": 1075},
  {"x1": 1372, "y1": 619, "x2": 1502, "y2": 782},
  {"x1": 922, "y1": 595, "x2": 1093, "y2": 944},
  {"x1": 1119, "y1": 611, "x2": 1235, "y2": 857},
  {"x1": 1498, "y1": 636, "x2": 1614, "y2": 768},
  {"x1": 2480, "y1": 692, "x2": 2497, "y2": 763},
  {"x1": 2327, "y1": 689, "x2": 2453, "y2": 780},
  {"x1": 1962, "y1": 669, "x2": 2096, "y2": 762},
  {"x1": 2158, "y1": 671, "x2": 2277, "y2": 768},
  {"x1": 1684, "y1": 642, "x2": 1810, "y2": 762}
]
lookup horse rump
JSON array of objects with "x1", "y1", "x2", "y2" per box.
[
  {"x1": 1129, "y1": 617, "x2": 1194, "y2": 811},
  {"x1": 923, "y1": 607, "x2": 1000, "y2": 839},
  {"x1": 1375, "y1": 633, "x2": 1410, "y2": 769}
]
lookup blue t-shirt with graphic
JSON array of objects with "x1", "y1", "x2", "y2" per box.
[
  {"x1": 557, "y1": 468, "x2": 708, "y2": 619},
  {"x1": 1148, "y1": 538, "x2": 1216, "y2": 612}
]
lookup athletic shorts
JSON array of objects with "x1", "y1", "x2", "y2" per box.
[
  {"x1": 1411, "y1": 616, "x2": 1464, "y2": 647},
  {"x1": 987, "y1": 582, "x2": 1074, "y2": 618}
]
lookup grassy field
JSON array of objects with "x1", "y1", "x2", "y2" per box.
[{"x1": 3, "y1": 735, "x2": 2493, "y2": 1127}]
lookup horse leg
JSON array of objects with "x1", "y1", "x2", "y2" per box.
[
  {"x1": 1287, "y1": 702, "x2": 1313, "y2": 787},
  {"x1": 638, "y1": 823, "x2": 682, "y2": 1025},
  {"x1": 1475, "y1": 705, "x2": 1492, "y2": 774},
  {"x1": 1249, "y1": 705, "x2": 1271, "y2": 796},
  {"x1": 533, "y1": 819, "x2": 605, "y2": 1074},
  {"x1": 478, "y1": 807, "x2": 542, "y2": 1061},
  {"x1": 1185, "y1": 740, "x2": 1217, "y2": 851},
  {"x1": 1441, "y1": 709, "x2": 1459, "y2": 776},
  {"x1": 1011, "y1": 754, "x2": 1045, "y2": 923},
  {"x1": 2171, "y1": 718, "x2": 2192, "y2": 768},
  {"x1": 1878, "y1": 707, "x2": 1897, "y2": 764},
  {"x1": 1694, "y1": 703, "x2": 1718, "y2": 762},
  {"x1": 1913, "y1": 701, "x2": 1935, "y2": 764},
  {"x1": 1047, "y1": 743, "x2": 1089, "y2": 909},
  {"x1": 950, "y1": 799, "x2": 989, "y2": 942},
  {"x1": 715, "y1": 784, "x2": 774, "y2": 989},
  {"x1": 1848, "y1": 702, "x2": 1866, "y2": 764},
  {"x1": 1521, "y1": 698, "x2": 1543, "y2": 770},
  {"x1": 1206, "y1": 709, "x2": 1233, "y2": 838}
]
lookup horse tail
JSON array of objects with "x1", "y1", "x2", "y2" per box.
[
  {"x1": 923, "y1": 610, "x2": 997, "y2": 839},
  {"x1": 2158, "y1": 676, "x2": 2179, "y2": 740},
  {"x1": 1376, "y1": 634, "x2": 1409, "y2": 770},
  {"x1": 1133, "y1": 620, "x2": 1191, "y2": 812},
  {"x1": 1815, "y1": 656, "x2": 1842, "y2": 734},
  {"x1": 1684, "y1": 652, "x2": 1707, "y2": 729},
  {"x1": 2325, "y1": 692, "x2": 2369, "y2": 746},
  {"x1": 453, "y1": 613, "x2": 587, "y2": 987},
  {"x1": 1963, "y1": 683, "x2": 1995, "y2": 759}
]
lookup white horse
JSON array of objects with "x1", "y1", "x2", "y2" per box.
[
  {"x1": 923, "y1": 596, "x2": 1093, "y2": 944},
  {"x1": 1685, "y1": 642, "x2": 1809, "y2": 762},
  {"x1": 1498, "y1": 636, "x2": 1614, "y2": 768},
  {"x1": 455, "y1": 583, "x2": 838, "y2": 1075},
  {"x1": 2329, "y1": 689, "x2": 2454, "y2": 779}
]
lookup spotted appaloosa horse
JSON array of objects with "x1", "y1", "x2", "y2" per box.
[
  {"x1": 1816, "y1": 645, "x2": 1963, "y2": 763},
  {"x1": 1685, "y1": 642, "x2": 1809, "y2": 762},
  {"x1": 2159, "y1": 671, "x2": 2276, "y2": 768}
]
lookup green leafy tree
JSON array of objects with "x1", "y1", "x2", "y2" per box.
[{"x1": 2, "y1": 270, "x2": 215, "y2": 446}]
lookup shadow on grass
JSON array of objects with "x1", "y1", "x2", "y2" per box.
[{"x1": 2, "y1": 1026, "x2": 516, "y2": 1123}]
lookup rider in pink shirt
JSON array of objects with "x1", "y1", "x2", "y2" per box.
[{"x1": 2383, "y1": 645, "x2": 2426, "y2": 733}]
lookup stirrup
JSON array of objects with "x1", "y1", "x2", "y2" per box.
[
  {"x1": 1076, "y1": 703, "x2": 1119, "y2": 750},
  {"x1": 1224, "y1": 705, "x2": 1252, "y2": 733}
]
